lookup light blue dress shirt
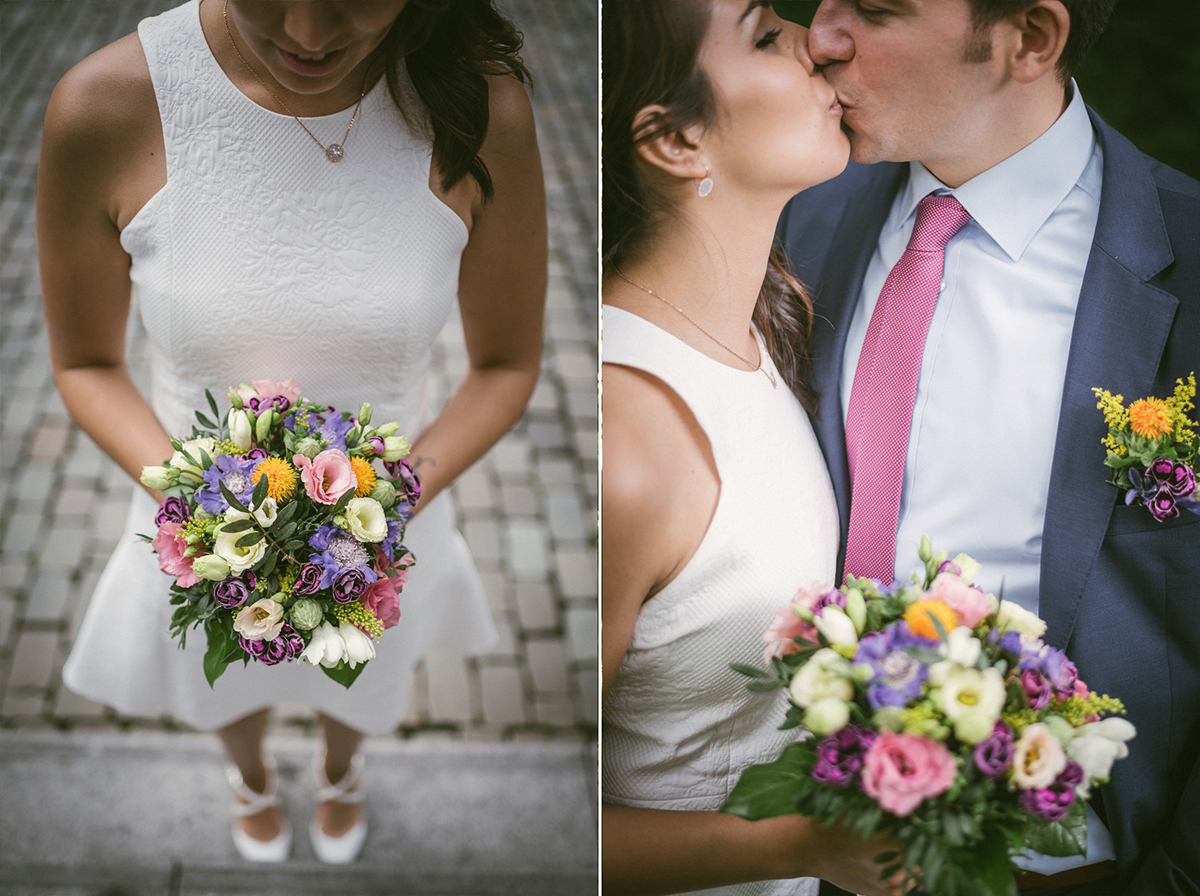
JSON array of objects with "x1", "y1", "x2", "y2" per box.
[{"x1": 840, "y1": 85, "x2": 1114, "y2": 873}]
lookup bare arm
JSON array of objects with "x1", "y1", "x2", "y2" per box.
[
  {"x1": 37, "y1": 34, "x2": 172, "y2": 499},
  {"x1": 407, "y1": 73, "x2": 547, "y2": 508}
]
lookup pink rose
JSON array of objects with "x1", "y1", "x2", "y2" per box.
[
  {"x1": 361, "y1": 549, "x2": 411, "y2": 629},
  {"x1": 929, "y1": 573, "x2": 991, "y2": 629},
  {"x1": 861, "y1": 730, "x2": 958, "y2": 817},
  {"x1": 236, "y1": 378, "x2": 303, "y2": 406},
  {"x1": 762, "y1": 606, "x2": 812, "y2": 663},
  {"x1": 152, "y1": 521, "x2": 201, "y2": 587},
  {"x1": 293, "y1": 450, "x2": 356, "y2": 504}
]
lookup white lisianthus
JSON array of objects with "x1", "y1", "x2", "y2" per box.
[
  {"x1": 938, "y1": 665, "x2": 1005, "y2": 744},
  {"x1": 140, "y1": 465, "x2": 179, "y2": 490},
  {"x1": 225, "y1": 497, "x2": 277, "y2": 529},
  {"x1": 805, "y1": 697, "x2": 850, "y2": 736},
  {"x1": 1011, "y1": 722, "x2": 1067, "y2": 789},
  {"x1": 300, "y1": 622, "x2": 347, "y2": 668},
  {"x1": 339, "y1": 623, "x2": 377, "y2": 668},
  {"x1": 995, "y1": 600, "x2": 1047, "y2": 639},
  {"x1": 213, "y1": 522, "x2": 267, "y2": 573},
  {"x1": 171, "y1": 437, "x2": 217, "y2": 477},
  {"x1": 1067, "y1": 718, "x2": 1136, "y2": 796},
  {"x1": 372, "y1": 422, "x2": 400, "y2": 438},
  {"x1": 813, "y1": 606, "x2": 859, "y2": 648},
  {"x1": 950, "y1": 553, "x2": 982, "y2": 585},
  {"x1": 789, "y1": 648, "x2": 854, "y2": 709},
  {"x1": 938, "y1": 627, "x2": 982, "y2": 668},
  {"x1": 191, "y1": 554, "x2": 231, "y2": 581},
  {"x1": 380, "y1": 436, "x2": 411, "y2": 462},
  {"x1": 229, "y1": 409, "x2": 253, "y2": 453},
  {"x1": 233, "y1": 597, "x2": 285, "y2": 641},
  {"x1": 344, "y1": 497, "x2": 387, "y2": 543}
]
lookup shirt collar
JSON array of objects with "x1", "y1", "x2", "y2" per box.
[{"x1": 897, "y1": 81, "x2": 1096, "y2": 262}]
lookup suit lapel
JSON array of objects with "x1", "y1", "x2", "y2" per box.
[
  {"x1": 809, "y1": 163, "x2": 907, "y2": 568},
  {"x1": 1039, "y1": 112, "x2": 1179, "y2": 648}
]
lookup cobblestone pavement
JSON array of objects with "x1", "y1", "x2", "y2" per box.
[{"x1": 0, "y1": 0, "x2": 598, "y2": 743}]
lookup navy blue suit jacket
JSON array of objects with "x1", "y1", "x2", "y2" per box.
[{"x1": 777, "y1": 109, "x2": 1200, "y2": 893}]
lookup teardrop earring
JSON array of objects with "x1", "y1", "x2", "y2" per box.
[{"x1": 697, "y1": 167, "x2": 713, "y2": 198}]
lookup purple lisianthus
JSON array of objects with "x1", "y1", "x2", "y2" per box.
[
  {"x1": 812, "y1": 725, "x2": 878, "y2": 787},
  {"x1": 308, "y1": 524, "x2": 377, "y2": 589},
  {"x1": 368, "y1": 436, "x2": 386, "y2": 456},
  {"x1": 974, "y1": 721, "x2": 1014, "y2": 778},
  {"x1": 239, "y1": 633, "x2": 289, "y2": 666},
  {"x1": 855, "y1": 622, "x2": 939, "y2": 709},
  {"x1": 998, "y1": 629, "x2": 1024, "y2": 657},
  {"x1": 154, "y1": 496, "x2": 191, "y2": 526},
  {"x1": 197, "y1": 454, "x2": 258, "y2": 514},
  {"x1": 1021, "y1": 669, "x2": 1053, "y2": 710},
  {"x1": 1146, "y1": 456, "x2": 1197, "y2": 500},
  {"x1": 937, "y1": 560, "x2": 962, "y2": 576},
  {"x1": 293, "y1": 563, "x2": 324, "y2": 595},
  {"x1": 1148, "y1": 490, "x2": 1179, "y2": 522},
  {"x1": 214, "y1": 575, "x2": 252, "y2": 609},
  {"x1": 244, "y1": 447, "x2": 268, "y2": 461},
  {"x1": 277, "y1": 625, "x2": 305, "y2": 660},
  {"x1": 1020, "y1": 761, "x2": 1084, "y2": 822},
  {"x1": 333, "y1": 567, "x2": 369, "y2": 603},
  {"x1": 247, "y1": 394, "x2": 291, "y2": 414}
]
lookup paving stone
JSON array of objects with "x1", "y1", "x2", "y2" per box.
[
  {"x1": 527, "y1": 420, "x2": 568, "y2": 450},
  {"x1": 26, "y1": 423, "x2": 70, "y2": 460},
  {"x1": 565, "y1": 606, "x2": 599, "y2": 662},
  {"x1": 0, "y1": 691, "x2": 47, "y2": 717},
  {"x1": 491, "y1": 435, "x2": 533, "y2": 477},
  {"x1": 515, "y1": 581, "x2": 558, "y2": 632},
  {"x1": 574, "y1": 667, "x2": 599, "y2": 727},
  {"x1": 13, "y1": 467, "x2": 55, "y2": 504},
  {"x1": 544, "y1": 486, "x2": 589, "y2": 542},
  {"x1": 526, "y1": 379, "x2": 560, "y2": 414},
  {"x1": 52, "y1": 686, "x2": 107, "y2": 719},
  {"x1": 526, "y1": 638, "x2": 570, "y2": 693},
  {"x1": 6, "y1": 631, "x2": 59, "y2": 690},
  {"x1": 0, "y1": 597, "x2": 17, "y2": 647},
  {"x1": 535, "y1": 696, "x2": 577, "y2": 727},
  {"x1": 23, "y1": 571, "x2": 71, "y2": 621},
  {"x1": 536, "y1": 456, "x2": 578, "y2": 485},
  {"x1": 423, "y1": 649, "x2": 472, "y2": 724},
  {"x1": 505, "y1": 519, "x2": 550, "y2": 579},
  {"x1": 500, "y1": 482, "x2": 540, "y2": 516},
  {"x1": 453, "y1": 462, "x2": 496, "y2": 511},
  {"x1": 2, "y1": 513, "x2": 42, "y2": 554},
  {"x1": 37, "y1": 525, "x2": 88, "y2": 572},
  {"x1": 462, "y1": 518, "x2": 502, "y2": 565},
  {"x1": 555, "y1": 546, "x2": 598, "y2": 599},
  {"x1": 479, "y1": 665, "x2": 527, "y2": 724},
  {"x1": 52, "y1": 486, "x2": 96, "y2": 519}
]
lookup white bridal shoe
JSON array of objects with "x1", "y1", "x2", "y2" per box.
[
  {"x1": 310, "y1": 750, "x2": 367, "y2": 864},
  {"x1": 226, "y1": 756, "x2": 293, "y2": 863}
]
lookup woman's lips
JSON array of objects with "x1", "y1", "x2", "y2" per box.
[{"x1": 276, "y1": 45, "x2": 347, "y2": 77}]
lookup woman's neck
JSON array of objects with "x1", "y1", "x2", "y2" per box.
[{"x1": 607, "y1": 188, "x2": 783, "y2": 368}]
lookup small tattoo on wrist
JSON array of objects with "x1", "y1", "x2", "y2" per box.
[{"x1": 411, "y1": 456, "x2": 436, "y2": 470}]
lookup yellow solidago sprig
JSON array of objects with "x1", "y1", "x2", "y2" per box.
[
  {"x1": 331, "y1": 600, "x2": 383, "y2": 640},
  {"x1": 1054, "y1": 692, "x2": 1126, "y2": 728}
]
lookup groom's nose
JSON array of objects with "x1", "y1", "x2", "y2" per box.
[{"x1": 808, "y1": 0, "x2": 856, "y2": 67}]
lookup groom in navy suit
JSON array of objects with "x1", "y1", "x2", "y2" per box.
[{"x1": 778, "y1": 0, "x2": 1199, "y2": 893}]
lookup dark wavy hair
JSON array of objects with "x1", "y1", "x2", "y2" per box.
[
  {"x1": 963, "y1": 0, "x2": 1116, "y2": 81},
  {"x1": 602, "y1": 0, "x2": 818, "y2": 412},
  {"x1": 379, "y1": 0, "x2": 531, "y2": 203}
]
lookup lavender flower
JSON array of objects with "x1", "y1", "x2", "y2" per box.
[
  {"x1": 154, "y1": 496, "x2": 191, "y2": 526},
  {"x1": 974, "y1": 721, "x2": 1014, "y2": 778},
  {"x1": 812, "y1": 725, "x2": 878, "y2": 787}
]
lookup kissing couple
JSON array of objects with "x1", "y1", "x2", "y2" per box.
[{"x1": 600, "y1": 1, "x2": 1199, "y2": 895}]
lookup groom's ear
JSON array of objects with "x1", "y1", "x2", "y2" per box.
[
  {"x1": 631, "y1": 104, "x2": 708, "y2": 183},
  {"x1": 999, "y1": 0, "x2": 1070, "y2": 84}
]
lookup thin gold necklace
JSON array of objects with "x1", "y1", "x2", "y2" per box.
[
  {"x1": 615, "y1": 269, "x2": 776, "y2": 388},
  {"x1": 223, "y1": 0, "x2": 368, "y2": 163}
]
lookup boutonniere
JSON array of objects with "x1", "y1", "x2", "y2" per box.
[{"x1": 1093, "y1": 373, "x2": 1199, "y2": 521}]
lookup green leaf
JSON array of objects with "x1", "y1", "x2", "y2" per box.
[
  {"x1": 203, "y1": 620, "x2": 240, "y2": 688},
  {"x1": 874, "y1": 851, "x2": 899, "y2": 864},
  {"x1": 236, "y1": 530, "x2": 265, "y2": 548},
  {"x1": 746, "y1": 680, "x2": 783, "y2": 693},
  {"x1": 730, "y1": 662, "x2": 772, "y2": 679},
  {"x1": 275, "y1": 521, "x2": 297, "y2": 540},
  {"x1": 261, "y1": 549, "x2": 277, "y2": 577},
  {"x1": 967, "y1": 827, "x2": 1018, "y2": 896},
  {"x1": 206, "y1": 388, "x2": 222, "y2": 425},
  {"x1": 321, "y1": 660, "x2": 367, "y2": 689},
  {"x1": 1024, "y1": 798, "x2": 1087, "y2": 857},
  {"x1": 332, "y1": 488, "x2": 355, "y2": 515},
  {"x1": 721, "y1": 742, "x2": 814, "y2": 820},
  {"x1": 220, "y1": 479, "x2": 249, "y2": 512},
  {"x1": 221, "y1": 518, "x2": 256, "y2": 534},
  {"x1": 274, "y1": 500, "x2": 299, "y2": 526},
  {"x1": 251, "y1": 472, "x2": 269, "y2": 508}
]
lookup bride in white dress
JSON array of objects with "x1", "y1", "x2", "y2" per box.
[
  {"x1": 601, "y1": 2, "x2": 906, "y2": 894},
  {"x1": 37, "y1": 0, "x2": 545, "y2": 864}
]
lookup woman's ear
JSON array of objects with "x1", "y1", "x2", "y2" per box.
[
  {"x1": 1004, "y1": 0, "x2": 1070, "y2": 84},
  {"x1": 631, "y1": 104, "x2": 708, "y2": 182}
]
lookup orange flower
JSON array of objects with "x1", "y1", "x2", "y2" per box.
[
  {"x1": 252, "y1": 457, "x2": 297, "y2": 501},
  {"x1": 350, "y1": 456, "x2": 377, "y2": 497},
  {"x1": 1128, "y1": 397, "x2": 1172, "y2": 439},
  {"x1": 903, "y1": 598, "x2": 958, "y2": 639}
]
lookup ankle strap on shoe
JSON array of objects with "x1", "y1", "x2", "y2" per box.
[
  {"x1": 314, "y1": 751, "x2": 365, "y2": 805},
  {"x1": 227, "y1": 755, "x2": 282, "y2": 816}
]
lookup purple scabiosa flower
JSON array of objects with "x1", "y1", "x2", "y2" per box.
[
  {"x1": 214, "y1": 576, "x2": 252, "y2": 609},
  {"x1": 315, "y1": 414, "x2": 354, "y2": 452},
  {"x1": 293, "y1": 563, "x2": 324, "y2": 595},
  {"x1": 197, "y1": 454, "x2": 258, "y2": 514},
  {"x1": 855, "y1": 623, "x2": 939, "y2": 709},
  {"x1": 154, "y1": 496, "x2": 191, "y2": 526},
  {"x1": 812, "y1": 725, "x2": 878, "y2": 787},
  {"x1": 1022, "y1": 669, "x2": 1053, "y2": 710},
  {"x1": 333, "y1": 567, "x2": 369, "y2": 603},
  {"x1": 1020, "y1": 761, "x2": 1084, "y2": 822},
  {"x1": 308, "y1": 525, "x2": 377, "y2": 589},
  {"x1": 974, "y1": 721, "x2": 1014, "y2": 778}
]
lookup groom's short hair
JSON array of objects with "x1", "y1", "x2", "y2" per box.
[{"x1": 963, "y1": 0, "x2": 1116, "y2": 81}]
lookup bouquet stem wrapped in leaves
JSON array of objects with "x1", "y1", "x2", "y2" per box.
[
  {"x1": 139, "y1": 379, "x2": 421, "y2": 688},
  {"x1": 721, "y1": 539, "x2": 1134, "y2": 896}
]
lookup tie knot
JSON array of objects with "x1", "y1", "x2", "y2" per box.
[{"x1": 907, "y1": 194, "x2": 972, "y2": 253}]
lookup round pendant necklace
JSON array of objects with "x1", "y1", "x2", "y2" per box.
[
  {"x1": 223, "y1": 0, "x2": 368, "y2": 162},
  {"x1": 614, "y1": 269, "x2": 777, "y2": 388}
]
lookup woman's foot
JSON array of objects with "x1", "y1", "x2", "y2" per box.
[
  {"x1": 227, "y1": 757, "x2": 292, "y2": 862},
  {"x1": 310, "y1": 750, "x2": 367, "y2": 864},
  {"x1": 316, "y1": 754, "x2": 364, "y2": 837},
  {"x1": 233, "y1": 765, "x2": 286, "y2": 842}
]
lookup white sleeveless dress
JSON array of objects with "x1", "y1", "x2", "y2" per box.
[
  {"x1": 602, "y1": 306, "x2": 838, "y2": 896},
  {"x1": 61, "y1": 0, "x2": 497, "y2": 733}
]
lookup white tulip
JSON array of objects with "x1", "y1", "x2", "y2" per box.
[
  {"x1": 789, "y1": 648, "x2": 854, "y2": 709},
  {"x1": 995, "y1": 600, "x2": 1047, "y2": 639},
  {"x1": 339, "y1": 623, "x2": 377, "y2": 668},
  {"x1": 170, "y1": 437, "x2": 217, "y2": 476},
  {"x1": 1066, "y1": 718, "x2": 1136, "y2": 795},
  {"x1": 813, "y1": 606, "x2": 859, "y2": 648},
  {"x1": 229, "y1": 409, "x2": 253, "y2": 453},
  {"x1": 300, "y1": 623, "x2": 347, "y2": 668}
]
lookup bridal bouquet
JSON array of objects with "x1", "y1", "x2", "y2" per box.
[
  {"x1": 1093, "y1": 372, "x2": 1198, "y2": 520},
  {"x1": 722, "y1": 540, "x2": 1135, "y2": 896},
  {"x1": 139, "y1": 379, "x2": 420, "y2": 688}
]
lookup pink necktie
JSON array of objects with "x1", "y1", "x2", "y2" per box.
[{"x1": 843, "y1": 194, "x2": 972, "y2": 583}]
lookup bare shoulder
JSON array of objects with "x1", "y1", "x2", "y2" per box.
[
  {"x1": 480, "y1": 71, "x2": 537, "y2": 153},
  {"x1": 44, "y1": 32, "x2": 157, "y2": 146}
]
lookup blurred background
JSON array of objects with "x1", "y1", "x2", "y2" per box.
[{"x1": 0, "y1": 0, "x2": 597, "y2": 891}]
